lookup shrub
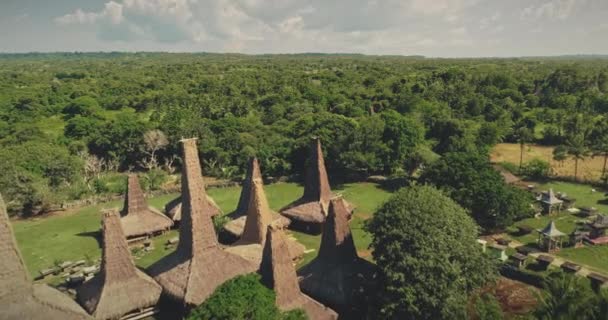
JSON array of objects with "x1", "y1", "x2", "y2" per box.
[{"x1": 521, "y1": 159, "x2": 550, "y2": 179}]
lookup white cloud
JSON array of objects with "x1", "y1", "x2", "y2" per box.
[
  {"x1": 521, "y1": 0, "x2": 585, "y2": 20},
  {"x1": 55, "y1": 1, "x2": 124, "y2": 25}
]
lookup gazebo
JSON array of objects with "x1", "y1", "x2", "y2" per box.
[
  {"x1": 148, "y1": 139, "x2": 257, "y2": 307},
  {"x1": 537, "y1": 221, "x2": 566, "y2": 252},
  {"x1": 281, "y1": 138, "x2": 353, "y2": 234},
  {"x1": 77, "y1": 210, "x2": 162, "y2": 320},
  {"x1": 259, "y1": 225, "x2": 337, "y2": 320},
  {"x1": 538, "y1": 189, "x2": 563, "y2": 214},
  {"x1": 0, "y1": 194, "x2": 92, "y2": 320},
  {"x1": 120, "y1": 174, "x2": 173, "y2": 240}
]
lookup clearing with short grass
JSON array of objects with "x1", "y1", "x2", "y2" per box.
[
  {"x1": 13, "y1": 182, "x2": 392, "y2": 280},
  {"x1": 491, "y1": 143, "x2": 607, "y2": 182},
  {"x1": 508, "y1": 180, "x2": 608, "y2": 274}
]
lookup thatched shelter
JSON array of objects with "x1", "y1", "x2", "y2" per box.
[
  {"x1": 225, "y1": 160, "x2": 304, "y2": 263},
  {"x1": 120, "y1": 174, "x2": 173, "y2": 239},
  {"x1": 77, "y1": 210, "x2": 162, "y2": 319},
  {"x1": 223, "y1": 157, "x2": 290, "y2": 240},
  {"x1": 148, "y1": 138, "x2": 257, "y2": 307},
  {"x1": 0, "y1": 194, "x2": 92, "y2": 320},
  {"x1": 537, "y1": 221, "x2": 566, "y2": 252},
  {"x1": 281, "y1": 138, "x2": 353, "y2": 233},
  {"x1": 298, "y1": 197, "x2": 375, "y2": 312},
  {"x1": 538, "y1": 189, "x2": 563, "y2": 214},
  {"x1": 164, "y1": 194, "x2": 222, "y2": 222},
  {"x1": 259, "y1": 225, "x2": 337, "y2": 320}
]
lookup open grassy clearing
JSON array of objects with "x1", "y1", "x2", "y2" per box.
[
  {"x1": 491, "y1": 143, "x2": 607, "y2": 182},
  {"x1": 12, "y1": 182, "x2": 392, "y2": 279},
  {"x1": 507, "y1": 180, "x2": 608, "y2": 274}
]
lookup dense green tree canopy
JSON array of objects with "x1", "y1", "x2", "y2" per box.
[
  {"x1": 366, "y1": 185, "x2": 497, "y2": 320},
  {"x1": 187, "y1": 274, "x2": 306, "y2": 320}
]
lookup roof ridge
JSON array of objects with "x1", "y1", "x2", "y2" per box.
[
  {"x1": 122, "y1": 174, "x2": 147, "y2": 216},
  {"x1": 303, "y1": 138, "x2": 332, "y2": 204},
  {"x1": 238, "y1": 178, "x2": 273, "y2": 245},
  {"x1": 318, "y1": 197, "x2": 358, "y2": 263},
  {"x1": 235, "y1": 157, "x2": 262, "y2": 217}
]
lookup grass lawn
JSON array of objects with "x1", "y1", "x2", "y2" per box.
[
  {"x1": 12, "y1": 182, "x2": 392, "y2": 280},
  {"x1": 507, "y1": 180, "x2": 608, "y2": 274}
]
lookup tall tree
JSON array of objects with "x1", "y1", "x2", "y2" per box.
[
  {"x1": 565, "y1": 133, "x2": 591, "y2": 182},
  {"x1": 535, "y1": 272, "x2": 597, "y2": 320},
  {"x1": 514, "y1": 126, "x2": 534, "y2": 170},
  {"x1": 366, "y1": 185, "x2": 497, "y2": 320}
]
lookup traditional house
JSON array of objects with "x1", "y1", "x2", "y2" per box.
[
  {"x1": 223, "y1": 157, "x2": 291, "y2": 241},
  {"x1": 281, "y1": 138, "x2": 353, "y2": 234},
  {"x1": 509, "y1": 253, "x2": 528, "y2": 269},
  {"x1": 77, "y1": 210, "x2": 162, "y2": 320},
  {"x1": 259, "y1": 225, "x2": 337, "y2": 320},
  {"x1": 224, "y1": 160, "x2": 304, "y2": 263},
  {"x1": 0, "y1": 194, "x2": 92, "y2": 320},
  {"x1": 148, "y1": 138, "x2": 257, "y2": 307},
  {"x1": 298, "y1": 197, "x2": 375, "y2": 314},
  {"x1": 537, "y1": 221, "x2": 566, "y2": 252},
  {"x1": 120, "y1": 174, "x2": 173, "y2": 240},
  {"x1": 538, "y1": 189, "x2": 563, "y2": 214}
]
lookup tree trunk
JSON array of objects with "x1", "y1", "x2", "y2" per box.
[
  {"x1": 603, "y1": 153, "x2": 607, "y2": 179},
  {"x1": 519, "y1": 142, "x2": 524, "y2": 170},
  {"x1": 574, "y1": 158, "x2": 579, "y2": 182}
]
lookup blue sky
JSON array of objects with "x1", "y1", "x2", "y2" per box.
[{"x1": 1, "y1": 0, "x2": 608, "y2": 57}]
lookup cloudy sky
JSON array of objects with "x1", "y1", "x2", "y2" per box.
[{"x1": 1, "y1": 0, "x2": 608, "y2": 57}]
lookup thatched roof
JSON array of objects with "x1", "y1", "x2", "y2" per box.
[
  {"x1": 281, "y1": 138, "x2": 353, "y2": 225},
  {"x1": 538, "y1": 221, "x2": 566, "y2": 237},
  {"x1": 148, "y1": 138, "x2": 256, "y2": 307},
  {"x1": 224, "y1": 157, "x2": 290, "y2": 239},
  {"x1": 0, "y1": 193, "x2": 92, "y2": 320},
  {"x1": 259, "y1": 226, "x2": 337, "y2": 320},
  {"x1": 164, "y1": 195, "x2": 222, "y2": 222},
  {"x1": 77, "y1": 210, "x2": 161, "y2": 319},
  {"x1": 120, "y1": 174, "x2": 173, "y2": 238},
  {"x1": 298, "y1": 197, "x2": 375, "y2": 309}
]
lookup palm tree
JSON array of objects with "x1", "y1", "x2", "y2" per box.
[
  {"x1": 535, "y1": 272, "x2": 597, "y2": 320},
  {"x1": 515, "y1": 126, "x2": 534, "y2": 171},
  {"x1": 566, "y1": 134, "x2": 591, "y2": 182}
]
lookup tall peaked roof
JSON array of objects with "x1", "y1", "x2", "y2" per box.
[
  {"x1": 237, "y1": 177, "x2": 273, "y2": 245},
  {"x1": 0, "y1": 194, "x2": 92, "y2": 320},
  {"x1": 77, "y1": 210, "x2": 161, "y2": 320},
  {"x1": 235, "y1": 157, "x2": 263, "y2": 217},
  {"x1": 538, "y1": 221, "x2": 566, "y2": 237},
  {"x1": 318, "y1": 197, "x2": 358, "y2": 263},
  {"x1": 281, "y1": 138, "x2": 353, "y2": 229},
  {"x1": 148, "y1": 138, "x2": 256, "y2": 306},
  {"x1": 260, "y1": 226, "x2": 337, "y2": 320},
  {"x1": 303, "y1": 138, "x2": 332, "y2": 203},
  {"x1": 298, "y1": 197, "x2": 376, "y2": 312},
  {"x1": 120, "y1": 174, "x2": 173, "y2": 238},
  {"x1": 541, "y1": 189, "x2": 563, "y2": 205}
]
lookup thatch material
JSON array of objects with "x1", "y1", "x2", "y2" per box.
[
  {"x1": 120, "y1": 174, "x2": 173, "y2": 238},
  {"x1": 281, "y1": 138, "x2": 353, "y2": 231},
  {"x1": 77, "y1": 210, "x2": 162, "y2": 319},
  {"x1": 164, "y1": 194, "x2": 222, "y2": 222},
  {"x1": 148, "y1": 138, "x2": 256, "y2": 307},
  {"x1": 224, "y1": 157, "x2": 290, "y2": 239},
  {"x1": 260, "y1": 225, "x2": 337, "y2": 320},
  {"x1": 225, "y1": 158, "x2": 301, "y2": 263},
  {"x1": 298, "y1": 197, "x2": 375, "y2": 311},
  {"x1": 0, "y1": 193, "x2": 92, "y2": 320}
]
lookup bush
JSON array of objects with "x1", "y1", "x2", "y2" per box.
[
  {"x1": 473, "y1": 293, "x2": 503, "y2": 320},
  {"x1": 141, "y1": 169, "x2": 167, "y2": 191},
  {"x1": 187, "y1": 274, "x2": 307, "y2": 320},
  {"x1": 521, "y1": 158, "x2": 550, "y2": 179}
]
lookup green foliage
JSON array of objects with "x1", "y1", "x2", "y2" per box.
[
  {"x1": 534, "y1": 272, "x2": 601, "y2": 320},
  {"x1": 421, "y1": 152, "x2": 534, "y2": 230},
  {"x1": 366, "y1": 185, "x2": 497, "y2": 320},
  {"x1": 187, "y1": 274, "x2": 307, "y2": 320},
  {"x1": 521, "y1": 158, "x2": 551, "y2": 179},
  {"x1": 140, "y1": 170, "x2": 167, "y2": 191},
  {"x1": 473, "y1": 293, "x2": 504, "y2": 320}
]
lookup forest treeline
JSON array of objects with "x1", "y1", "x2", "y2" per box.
[{"x1": 1, "y1": 53, "x2": 608, "y2": 217}]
